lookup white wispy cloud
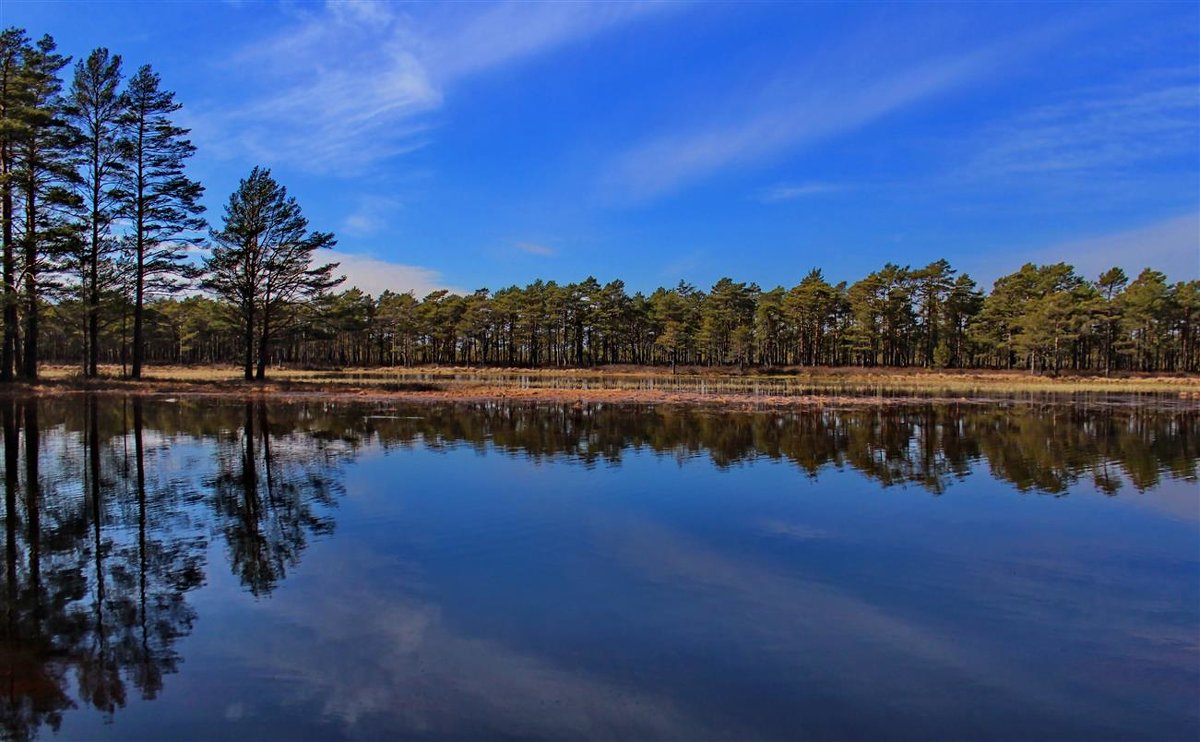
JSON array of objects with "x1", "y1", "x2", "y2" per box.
[
  {"x1": 757, "y1": 182, "x2": 845, "y2": 203},
  {"x1": 327, "y1": 251, "x2": 462, "y2": 298},
  {"x1": 426, "y1": 1, "x2": 671, "y2": 81},
  {"x1": 226, "y1": 546, "x2": 710, "y2": 738},
  {"x1": 964, "y1": 212, "x2": 1199, "y2": 288},
  {"x1": 604, "y1": 19, "x2": 1080, "y2": 201},
  {"x1": 197, "y1": 1, "x2": 672, "y2": 175},
  {"x1": 514, "y1": 241, "x2": 556, "y2": 257},
  {"x1": 342, "y1": 196, "x2": 404, "y2": 237},
  {"x1": 1031, "y1": 213, "x2": 1199, "y2": 283},
  {"x1": 968, "y1": 69, "x2": 1199, "y2": 177}
]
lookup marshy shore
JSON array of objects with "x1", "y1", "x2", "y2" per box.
[{"x1": 3, "y1": 364, "x2": 1197, "y2": 409}]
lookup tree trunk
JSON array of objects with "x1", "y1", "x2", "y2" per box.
[
  {"x1": 132, "y1": 241, "x2": 144, "y2": 378},
  {"x1": 1, "y1": 137, "x2": 14, "y2": 383},
  {"x1": 243, "y1": 303, "x2": 255, "y2": 380},
  {"x1": 255, "y1": 305, "x2": 270, "y2": 380},
  {"x1": 21, "y1": 183, "x2": 37, "y2": 380},
  {"x1": 88, "y1": 220, "x2": 100, "y2": 377},
  {"x1": 132, "y1": 131, "x2": 146, "y2": 379}
]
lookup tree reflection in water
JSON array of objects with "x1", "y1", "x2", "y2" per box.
[
  {"x1": 0, "y1": 395, "x2": 1195, "y2": 738},
  {"x1": 205, "y1": 402, "x2": 345, "y2": 597},
  {"x1": 1, "y1": 397, "x2": 206, "y2": 739},
  {"x1": 346, "y1": 401, "x2": 1196, "y2": 495}
]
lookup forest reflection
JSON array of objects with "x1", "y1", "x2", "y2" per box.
[
  {"x1": 250, "y1": 398, "x2": 1193, "y2": 495},
  {"x1": 0, "y1": 396, "x2": 348, "y2": 740},
  {"x1": 0, "y1": 395, "x2": 1196, "y2": 738}
]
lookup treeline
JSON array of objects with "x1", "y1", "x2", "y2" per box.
[
  {"x1": 1, "y1": 26, "x2": 1196, "y2": 380},
  {"x1": 37, "y1": 261, "x2": 1197, "y2": 374}
]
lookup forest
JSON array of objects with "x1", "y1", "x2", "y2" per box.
[{"x1": 1, "y1": 27, "x2": 1197, "y2": 382}]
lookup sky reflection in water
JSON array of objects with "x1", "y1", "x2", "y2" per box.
[{"x1": 1, "y1": 396, "x2": 1196, "y2": 740}]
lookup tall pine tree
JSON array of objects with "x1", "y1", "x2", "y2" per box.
[
  {"x1": 66, "y1": 47, "x2": 123, "y2": 377},
  {"x1": 16, "y1": 35, "x2": 73, "y2": 380},
  {"x1": 0, "y1": 29, "x2": 30, "y2": 381},
  {"x1": 1095, "y1": 267, "x2": 1128, "y2": 376},
  {"x1": 118, "y1": 64, "x2": 205, "y2": 379}
]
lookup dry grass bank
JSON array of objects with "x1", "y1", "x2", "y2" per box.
[
  {"x1": 305, "y1": 364, "x2": 1199, "y2": 393},
  {"x1": 0, "y1": 363, "x2": 1193, "y2": 408},
  {"x1": 31, "y1": 363, "x2": 1200, "y2": 388}
]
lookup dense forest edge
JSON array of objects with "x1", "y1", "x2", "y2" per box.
[{"x1": 0, "y1": 27, "x2": 1197, "y2": 390}]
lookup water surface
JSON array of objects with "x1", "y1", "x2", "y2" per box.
[{"x1": 1, "y1": 396, "x2": 1197, "y2": 739}]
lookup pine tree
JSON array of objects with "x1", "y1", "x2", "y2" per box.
[
  {"x1": 1095, "y1": 267, "x2": 1128, "y2": 375},
  {"x1": 16, "y1": 34, "x2": 73, "y2": 380},
  {"x1": 1121, "y1": 269, "x2": 1170, "y2": 372},
  {"x1": 0, "y1": 29, "x2": 30, "y2": 381},
  {"x1": 944, "y1": 274, "x2": 982, "y2": 368},
  {"x1": 785, "y1": 269, "x2": 835, "y2": 365},
  {"x1": 1173, "y1": 281, "x2": 1199, "y2": 373},
  {"x1": 201, "y1": 167, "x2": 340, "y2": 380},
  {"x1": 912, "y1": 259, "x2": 955, "y2": 367},
  {"x1": 117, "y1": 64, "x2": 205, "y2": 379},
  {"x1": 66, "y1": 48, "x2": 124, "y2": 377}
]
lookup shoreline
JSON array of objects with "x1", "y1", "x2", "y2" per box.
[{"x1": 3, "y1": 365, "x2": 1198, "y2": 409}]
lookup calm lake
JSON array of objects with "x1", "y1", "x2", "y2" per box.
[{"x1": 0, "y1": 395, "x2": 1196, "y2": 740}]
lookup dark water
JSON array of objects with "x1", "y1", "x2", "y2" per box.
[{"x1": 0, "y1": 396, "x2": 1197, "y2": 740}]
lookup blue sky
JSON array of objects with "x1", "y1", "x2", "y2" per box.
[{"x1": 5, "y1": 0, "x2": 1197, "y2": 296}]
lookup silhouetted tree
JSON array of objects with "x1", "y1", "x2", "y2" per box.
[
  {"x1": 65, "y1": 48, "x2": 123, "y2": 377},
  {"x1": 201, "y1": 167, "x2": 340, "y2": 380},
  {"x1": 117, "y1": 65, "x2": 204, "y2": 379}
]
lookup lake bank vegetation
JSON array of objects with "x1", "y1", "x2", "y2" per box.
[
  {"x1": 0, "y1": 26, "x2": 1196, "y2": 387},
  {"x1": 6, "y1": 363, "x2": 1199, "y2": 408}
]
